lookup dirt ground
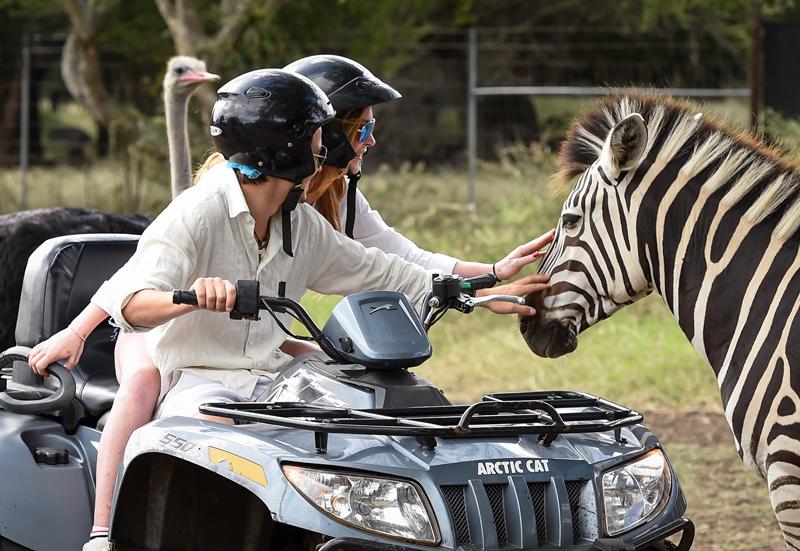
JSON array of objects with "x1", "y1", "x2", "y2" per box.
[{"x1": 643, "y1": 410, "x2": 784, "y2": 550}]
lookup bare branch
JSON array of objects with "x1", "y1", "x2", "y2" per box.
[
  {"x1": 60, "y1": 0, "x2": 115, "y2": 123},
  {"x1": 204, "y1": 1, "x2": 249, "y2": 52},
  {"x1": 155, "y1": 0, "x2": 206, "y2": 55}
]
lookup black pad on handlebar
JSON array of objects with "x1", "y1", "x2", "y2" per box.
[
  {"x1": 462, "y1": 273, "x2": 498, "y2": 294},
  {"x1": 172, "y1": 290, "x2": 198, "y2": 305},
  {"x1": 231, "y1": 280, "x2": 260, "y2": 320}
]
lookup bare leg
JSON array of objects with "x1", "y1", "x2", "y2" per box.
[{"x1": 92, "y1": 332, "x2": 160, "y2": 527}]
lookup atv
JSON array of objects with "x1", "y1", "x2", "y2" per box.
[{"x1": 0, "y1": 234, "x2": 694, "y2": 550}]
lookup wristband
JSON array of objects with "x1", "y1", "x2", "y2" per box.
[
  {"x1": 492, "y1": 263, "x2": 502, "y2": 282},
  {"x1": 68, "y1": 325, "x2": 87, "y2": 344}
]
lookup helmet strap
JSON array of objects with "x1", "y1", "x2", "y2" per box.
[
  {"x1": 281, "y1": 186, "x2": 304, "y2": 256},
  {"x1": 344, "y1": 171, "x2": 361, "y2": 239}
]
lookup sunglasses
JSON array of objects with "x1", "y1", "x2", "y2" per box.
[
  {"x1": 355, "y1": 119, "x2": 376, "y2": 144},
  {"x1": 313, "y1": 144, "x2": 328, "y2": 167}
]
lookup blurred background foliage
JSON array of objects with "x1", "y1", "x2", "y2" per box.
[{"x1": 2, "y1": 0, "x2": 800, "y2": 190}]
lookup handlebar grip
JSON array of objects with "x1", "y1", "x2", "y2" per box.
[
  {"x1": 0, "y1": 346, "x2": 76, "y2": 414},
  {"x1": 172, "y1": 290, "x2": 198, "y2": 305},
  {"x1": 461, "y1": 273, "x2": 497, "y2": 294}
]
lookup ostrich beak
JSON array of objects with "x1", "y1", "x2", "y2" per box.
[{"x1": 180, "y1": 71, "x2": 220, "y2": 84}]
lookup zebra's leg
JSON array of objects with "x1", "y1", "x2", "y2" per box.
[{"x1": 765, "y1": 432, "x2": 800, "y2": 549}]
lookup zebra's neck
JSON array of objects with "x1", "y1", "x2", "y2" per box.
[{"x1": 625, "y1": 144, "x2": 800, "y2": 411}]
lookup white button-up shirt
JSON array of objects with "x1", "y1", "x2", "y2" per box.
[
  {"x1": 106, "y1": 164, "x2": 432, "y2": 400},
  {"x1": 338, "y1": 179, "x2": 458, "y2": 274}
]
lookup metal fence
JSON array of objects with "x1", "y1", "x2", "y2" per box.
[{"x1": 3, "y1": 26, "x2": 753, "y2": 211}]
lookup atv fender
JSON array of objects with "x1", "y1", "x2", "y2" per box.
[{"x1": 112, "y1": 418, "x2": 423, "y2": 548}]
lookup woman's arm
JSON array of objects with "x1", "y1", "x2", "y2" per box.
[
  {"x1": 346, "y1": 188, "x2": 458, "y2": 273},
  {"x1": 110, "y1": 201, "x2": 202, "y2": 332},
  {"x1": 347, "y1": 186, "x2": 554, "y2": 279},
  {"x1": 453, "y1": 229, "x2": 556, "y2": 280},
  {"x1": 28, "y1": 302, "x2": 110, "y2": 375},
  {"x1": 122, "y1": 277, "x2": 236, "y2": 329}
]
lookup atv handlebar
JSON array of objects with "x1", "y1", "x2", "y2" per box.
[
  {"x1": 172, "y1": 273, "x2": 524, "y2": 347},
  {"x1": 0, "y1": 346, "x2": 76, "y2": 414},
  {"x1": 172, "y1": 285, "x2": 345, "y2": 362}
]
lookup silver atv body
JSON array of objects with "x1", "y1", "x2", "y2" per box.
[{"x1": 0, "y1": 235, "x2": 694, "y2": 550}]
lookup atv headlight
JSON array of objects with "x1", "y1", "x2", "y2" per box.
[
  {"x1": 601, "y1": 448, "x2": 672, "y2": 536},
  {"x1": 282, "y1": 465, "x2": 439, "y2": 544}
]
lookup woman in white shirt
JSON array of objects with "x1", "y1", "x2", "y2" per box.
[
  {"x1": 286, "y1": 54, "x2": 553, "y2": 280},
  {"x1": 29, "y1": 63, "x2": 551, "y2": 551}
]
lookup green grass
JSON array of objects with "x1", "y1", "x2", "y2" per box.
[{"x1": 0, "y1": 161, "x2": 173, "y2": 214}]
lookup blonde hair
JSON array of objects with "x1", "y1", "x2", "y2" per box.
[
  {"x1": 194, "y1": 152, "x2": 226, "y2": 183},
  {"x1": 305, "y1": 109, "x2": 366, "y2": 231}
]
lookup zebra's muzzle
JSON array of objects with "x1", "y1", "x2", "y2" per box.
[{"x1": 519, "y1": 315, "x2": 578, "y2": 358}]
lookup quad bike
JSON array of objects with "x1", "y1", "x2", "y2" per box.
[{"x1": 0, "y1": 234, "x2": 694, "y2": 550}]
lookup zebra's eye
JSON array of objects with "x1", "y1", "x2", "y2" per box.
[{"x1": 562, "y1": 213, "x2": 582, "y2": 231}]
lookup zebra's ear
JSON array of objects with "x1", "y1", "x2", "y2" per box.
[{"x1": 599, "y1": 113, "x2": 647, "y2": 181}]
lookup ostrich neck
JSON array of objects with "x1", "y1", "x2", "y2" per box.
[{"x1": 166, "y1": 91, "x2": 191, "y2": 198}]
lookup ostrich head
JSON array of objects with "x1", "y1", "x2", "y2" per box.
[{"x1": 163, "y1": 56, "x2": 219, "y2": 98}]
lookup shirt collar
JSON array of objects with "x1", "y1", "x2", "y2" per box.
[{"x1": 217, "y1": 164, "x2": 250, "y2": 219}]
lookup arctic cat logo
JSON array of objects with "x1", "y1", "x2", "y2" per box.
[
  {"x1": 369, "y1": 304, "x2": 397, "y2": 314},
  {"x1": 477, "y1": 459, "x2": 550, "y2": 476}
]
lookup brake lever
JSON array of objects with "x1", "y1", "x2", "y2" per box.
[{"x1": 465, "y1": 294, "x2": 527, "y2": 309}]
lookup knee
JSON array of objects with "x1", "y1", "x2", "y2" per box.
[{"x1": 120, "y1": 367, "x2": 161, "y2": 402}]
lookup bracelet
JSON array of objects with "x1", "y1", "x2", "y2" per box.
[
  {"x1": 68, "y1": 325, "x2": 87, "y2": 344},
  {"x1": 492, "y1": 263, "x2": 502, "y2": 282}
]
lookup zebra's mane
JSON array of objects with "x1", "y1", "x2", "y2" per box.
[{"x1": 555, "y1": 92, "x2": 800, "y2": 240}]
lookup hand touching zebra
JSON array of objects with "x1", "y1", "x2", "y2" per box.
[{"x1": 522, "y1": 92, "x2": 800, "y2": 548}]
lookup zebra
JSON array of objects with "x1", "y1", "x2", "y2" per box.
[{"x1": 519, "y1": 92, "x2": 800, "y2": 548}]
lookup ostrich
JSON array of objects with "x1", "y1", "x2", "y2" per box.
[
  {"x1": 162, "y1": 56, "x2": 219, "y2": 197},
  {"x1": 0, "y1": 56, "x2": 218, "y2": 349}
]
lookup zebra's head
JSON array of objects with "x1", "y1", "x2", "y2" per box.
[{"x1": 521, "y1": 112, "x2": 653, "y2": 358}]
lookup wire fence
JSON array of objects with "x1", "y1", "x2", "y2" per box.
[{"x1": 1, "y1": 26, "x2": 753, "y2": 212}]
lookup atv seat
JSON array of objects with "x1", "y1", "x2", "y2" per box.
[{"x1": 13, "y1": 234, "x2": 139, "y2": 423}]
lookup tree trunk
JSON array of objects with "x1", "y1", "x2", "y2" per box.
[{"x1": 0, "y1": 66, "x2": 21, "y2": 165}]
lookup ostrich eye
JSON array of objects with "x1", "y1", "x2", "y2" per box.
[
  {"x1": 562, "y1": 213, "x2": 582, "y2": 231},
  {"x1": 175, "y1": 67, "x2": 185, "y2": 75}
]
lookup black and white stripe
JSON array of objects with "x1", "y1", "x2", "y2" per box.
[{"x1": 520, "y1": 93, "x2": 800, "y2": 547}]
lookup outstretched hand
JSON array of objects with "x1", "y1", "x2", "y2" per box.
[
  {"x1": 493, "y1": 229, "x2": 555, "y2": 281},
  {"x1": 476, "y1": 273, "x2": 550, "y2": 316},
  {"x1": 28, "y1": 326, "x2": 86, "y2": 376}
]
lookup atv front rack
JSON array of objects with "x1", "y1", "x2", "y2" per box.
[{"x1": 199, "y1": 391, "x2": 643, "y2": 453}]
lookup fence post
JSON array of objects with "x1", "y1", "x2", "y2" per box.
[
  {"x1": 750, "y1": 0, "x2": 763, "y2": 133},
  {"x1": 19, "y1": 33, "x2": 31, "y2": 210},
  {"x1": 467, "y1": 27, "x2": 477, "y2": 210}
]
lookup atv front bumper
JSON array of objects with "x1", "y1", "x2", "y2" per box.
[{"x1": 318, "y1": 518, "x2": 694, "y2": 551}]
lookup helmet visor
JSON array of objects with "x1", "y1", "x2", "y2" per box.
[{"x1": 327, "y1": 76, "x2": 401, "y2": 113}]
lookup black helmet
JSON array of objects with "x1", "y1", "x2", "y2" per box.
[
  {"x1": 210, "y1": 69, "x2": 334, "y2": 185},
  {"x1": 284, "y1": 55, "x2": 401, "y2": 168}
]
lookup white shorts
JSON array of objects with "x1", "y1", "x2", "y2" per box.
[{"x1": 156, "y1": 371, "x2": 273, "y2": 419}]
